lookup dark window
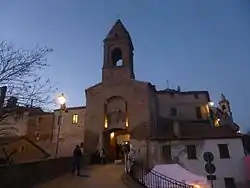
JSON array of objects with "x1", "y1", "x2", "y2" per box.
[
  {"x1": 194, "y1": 94, "x2": 199, "y2": 99},
  {"x1": 222, "y1": 104, "x2": 226, "y2": 110},
  {"x1": 218, "y1": 144, "x2": 230, "y2": 158},
  {"x1": 57, "y1": 116, "x2": 62, "y2": 125},
  {"x1": 186, "y1": 145, "x2": 197, "y2": 159},
  {"x1": 196, "y1": 107, "x2": 202, "y2": 119},
  {"x1": 170, "y1": 108, "x2": 177, "y2": 116},
  {"x1": 224, "y1": 177, "x2": 236, "y2": 188},
  {"x1": 162, "y1": 145, "x2": 171, "y2": 159}
]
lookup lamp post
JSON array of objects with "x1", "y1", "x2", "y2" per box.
[
  {"x1": 208, "y1": 101, "x2": 215, "y2": 127},
  {"x1": 55, "y1": 93, "x2": 66, "y2": 158}
]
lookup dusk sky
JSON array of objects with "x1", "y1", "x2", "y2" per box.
[{"x1": 0, "y1": 0, "x2": 249, "y2": 131}]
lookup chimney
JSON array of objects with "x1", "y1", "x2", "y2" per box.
[
  {"x1": 0, "y1": 86, "x2": 7, "y2": 108},
  {"x1": 7, "y1": 96, "x2": 18, "y2": 108}
]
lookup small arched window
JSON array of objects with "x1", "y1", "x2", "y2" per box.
[{"x1": 111, "y1": 48, "x2": 123, "y2": 67}]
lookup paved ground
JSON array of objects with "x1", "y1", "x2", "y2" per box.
[{"x1": 35, "y1": 164, "x2": 127, "y2": 188}]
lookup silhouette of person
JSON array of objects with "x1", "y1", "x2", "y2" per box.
[
  {"x1": 99, "y1": 148, "x2": 106, "y2": 164},
  {"x1": 72, "y1": 145, "x2": 83, "y2": 176}
]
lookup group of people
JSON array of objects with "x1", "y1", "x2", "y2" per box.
[
  {"x1": 71, "y1": 145, "x2": 107, "y2": 176},
  {"x1": 72, "y1": 143, "x2": 136, "y2": 176}
]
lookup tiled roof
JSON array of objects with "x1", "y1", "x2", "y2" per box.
[
  {"x1": 2, "y1": 106, "x2": 44, "y2": 116},
  {"x1": 157, "y1": 90, "x2": 209, "y2": 95},
  {"x1": 0, "y1": 136, "x2": 50, "y2": 158},
  {"x1": 0, "y1": 136, "x2": 21, "y2": 146},
  {"x1": 152, "y1": 117, "x2": 241, "y2": 140},
  {"x1": 54, "y1": 106, "x2": 85, "y2": 111}
]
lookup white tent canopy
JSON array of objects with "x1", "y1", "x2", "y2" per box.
[{"x1": 142, "y1": 164, "x2": 210, "y2": 188}]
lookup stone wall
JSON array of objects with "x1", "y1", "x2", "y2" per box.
[
  {"x1": 157, "y1": 91, "x2": 209, "y2": 120},
  {"x1": 84, "y1": 80, "x2": 151, "y2": 153},
  {"x1": 53, "y1": 107, "x2": 85, "y2": 157},
  {"x1": 0, "y1": 154, "x2": 90, "y2": 188},
  {"x1": 27, "y1": 113, "x2": 54, "y2": 141},
  {"x1": 0, "y1": 111, "x2": 30, "y2": 137}
]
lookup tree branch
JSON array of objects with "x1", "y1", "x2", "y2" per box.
[{"x1": 0, "y1": 41, "x2": 57, "y2": 126}]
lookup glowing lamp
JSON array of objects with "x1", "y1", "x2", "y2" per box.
[
  {"x1": 190, "y1": 184, "x2": 201, "y2": 188},
  {"x1": 193, "y1": 185, "x2": 201, "y2": 188},
  {"x1": 125, "y1": 117, "x2": 129, "y2": 127},
  {"x1": 104, "y1": 116, "x2": 108, "y2": 128},
  {"x1": 110, "y1": 132, "x2": 115, "y2": 139},
  {"x1": 57, "y1": 93, "x2": 66, "y2": 105},
  {"x1": 208, "y1": 101, "x2": 214, "y2": 107}
]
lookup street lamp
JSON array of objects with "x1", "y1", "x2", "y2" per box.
[
  {"x1": 55, "y1": 93, "x2": 66, "y2": 158},
  {"x1": 208, "y1": 101, "x2": 215, "y2": 107},
  {"x1": 57, "y1": 94, "x2": 66, "y2": 106}
]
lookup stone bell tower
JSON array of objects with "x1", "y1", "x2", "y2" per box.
[
  {"x1": 219, "y1": 93, "x2": 234, "y2": 124},
  {"x1": 102, "y1": 19, "x2": 135, "y2": 83},
  {"x1": 219, "y1": 94, "x2": 232, "y2": 116}
]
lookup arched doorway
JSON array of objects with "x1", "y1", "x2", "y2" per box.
[
  {"x1": 103, "y1": 128, "x2": 130, "y2": 162},
  {"x1": 103, "y1": 96, "x2": 130, "y2": 162}
]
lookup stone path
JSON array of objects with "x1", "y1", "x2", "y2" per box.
[{"x1": 35, "y1": 164, "x2": 128, "y2": 188}]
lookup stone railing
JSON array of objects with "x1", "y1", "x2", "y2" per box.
[{"x1": 0, "y1": 154, "x2": 90, "y2": 188}]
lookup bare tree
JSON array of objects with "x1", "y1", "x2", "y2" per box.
[{"x1": 0, "y1": 41, "x2": 57, "y2": 124}]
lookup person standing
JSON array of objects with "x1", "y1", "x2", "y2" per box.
[
  {"x1": 99, "y1": 148, "x2": 106, "y2": 164},
  {"x1": 72, "y1": 145, "x2": 83, "y2": 176}
]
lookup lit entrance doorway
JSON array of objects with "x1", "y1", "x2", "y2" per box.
[{"x1": 103, "y1": 128, "x2": 130, "y2": 162}]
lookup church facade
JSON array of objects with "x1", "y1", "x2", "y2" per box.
[
  {"x1": 3, "y1": 20, "x2": 245, "y2": 187},
  {"x1": 82, "y1": 20, "x2": 238, "y2": 158},
  {"x1": 80, "y1": 20, "x2": 247, "y2": 188},
  {"x1": 83, "y1": 20, "x2": 209, "y2": 154}
]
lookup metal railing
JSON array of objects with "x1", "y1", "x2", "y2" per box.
[{"x1": 128, "y1": 157, "x2": 194, "y2": 188}]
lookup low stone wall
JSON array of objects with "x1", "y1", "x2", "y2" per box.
[{"x1": 0, "y1": 154, "x2": 90, "y2": 188}]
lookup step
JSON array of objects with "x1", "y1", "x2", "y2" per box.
[{"x1": 121, "y1": 173, "x2": 145, "y2": 188}]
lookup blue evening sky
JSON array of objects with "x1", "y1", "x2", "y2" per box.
[{"x1": 0, "y1": 0, "x2": 249, "y2": 131}]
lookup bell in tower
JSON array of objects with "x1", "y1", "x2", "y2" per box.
[{"x1": 102, "y1": 20, "x2": 135, "y2": 83}]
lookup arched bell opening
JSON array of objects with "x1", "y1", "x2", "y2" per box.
[{"x1": 111, "y1": 48, "x2": 123, "y2": 67}]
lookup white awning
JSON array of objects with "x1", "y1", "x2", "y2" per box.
[{"x1": 142, "y1": 164, "x2": 210, "y2": 188}]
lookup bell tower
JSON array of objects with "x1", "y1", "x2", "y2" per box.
[
  {"x1": 219, "y1": 93, "x2": 233, "y2": 121},
  {"x1": 102, "y1": 20, "x2": 135, "y2": 82}
]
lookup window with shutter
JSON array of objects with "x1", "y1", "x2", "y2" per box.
[
  {"x1": 218, "y1": 144, "x2": 230, "y2": 158},
  {"x1": 162, "y1": 145, "x2": 171, "y2": 160},
  {"x1": 186, "y1": 145, "x2": 197, "y2": 159}
]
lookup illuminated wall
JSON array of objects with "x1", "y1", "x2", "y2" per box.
[{"x1": 117, "y1": 134, "x2": 130, "y2": 144}]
